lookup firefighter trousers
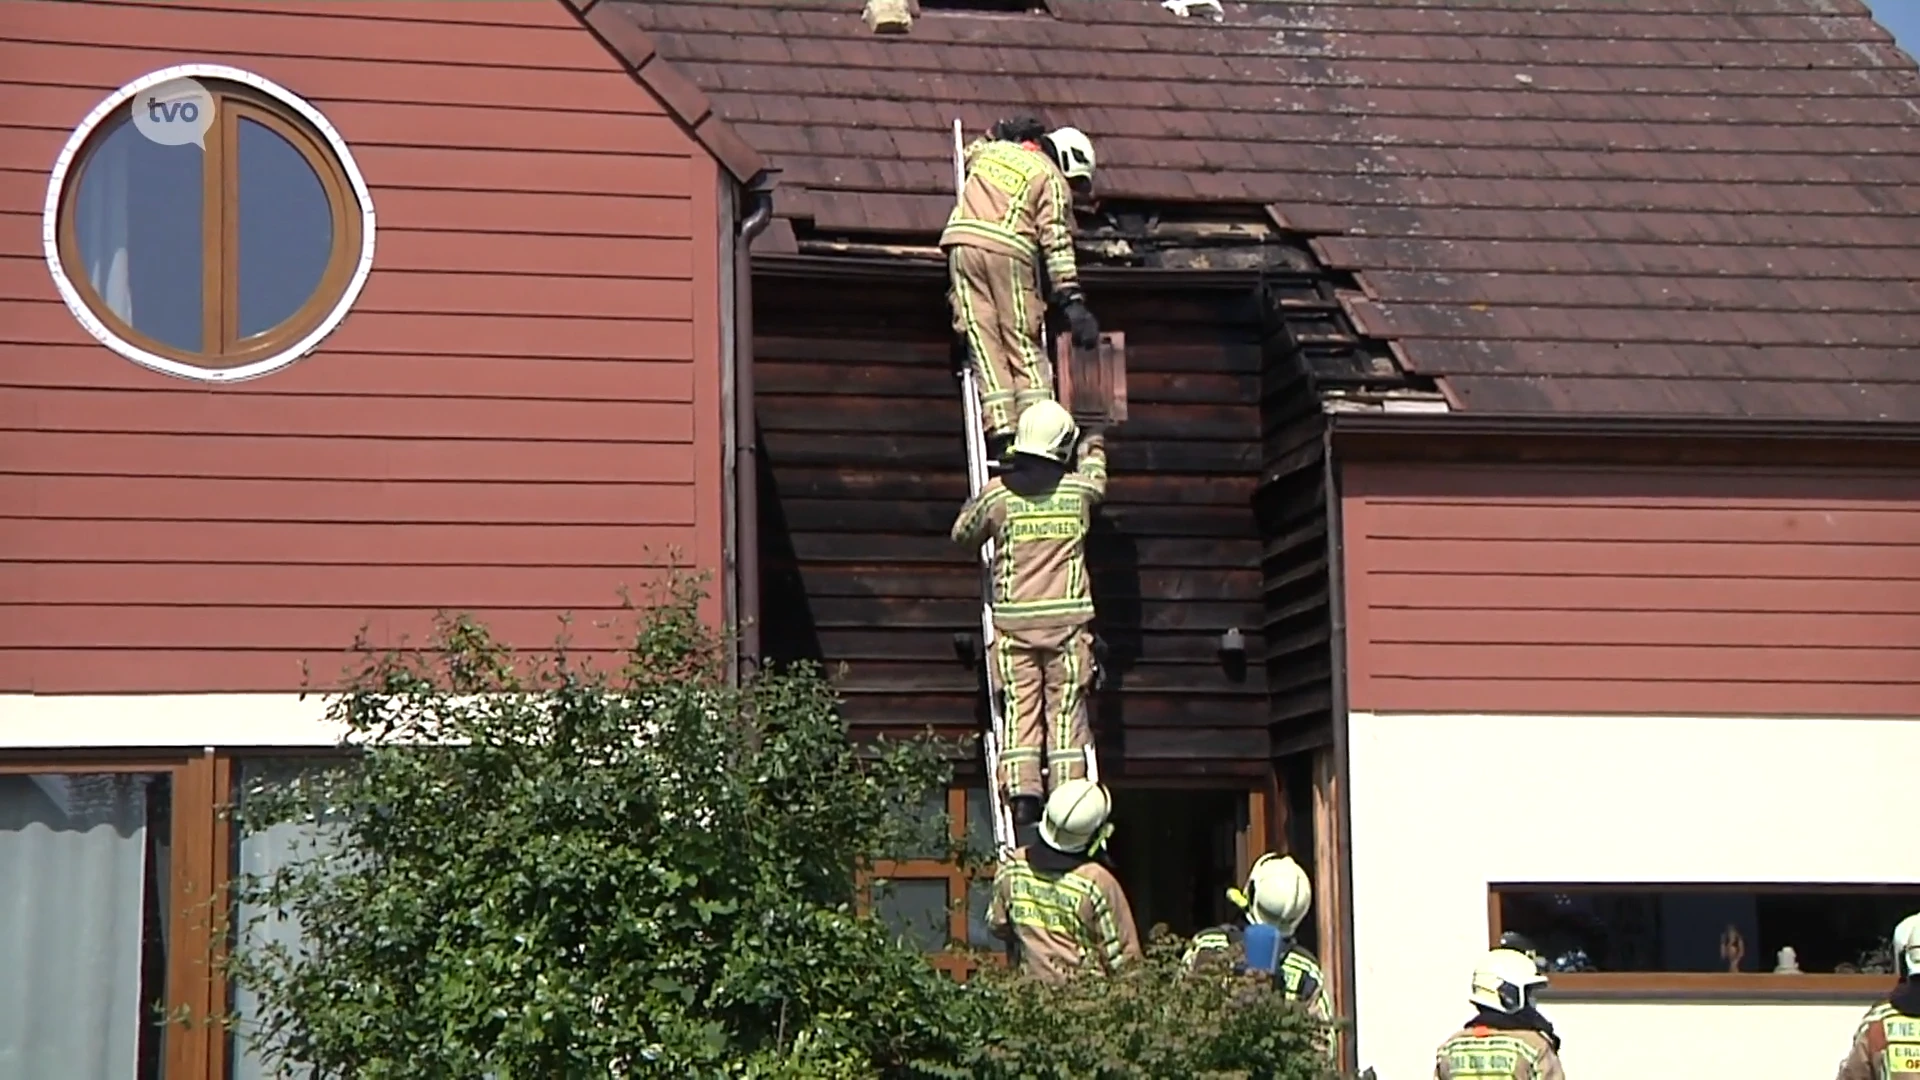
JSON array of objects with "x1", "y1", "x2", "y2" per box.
[
  {"x1": 992, "y1": 622, "x2": 1094, "y2": 799},
  {"x1": 947, "y1": 244, "x2": 1054, "y2": 440}
]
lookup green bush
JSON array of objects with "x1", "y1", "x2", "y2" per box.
[
  {"x1": 223, "y1": 575, "x2": 1341, "y2": 1079},
  {"x1": 945, "y1": 931, "x2": 1340, "y2": 1080}
]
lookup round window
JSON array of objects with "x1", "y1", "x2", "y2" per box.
[{"x1": 44, "y1": 65, "x2": 376, "y2": 383}]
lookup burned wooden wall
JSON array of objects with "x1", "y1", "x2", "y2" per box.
[{"x1": 752, "y1": 259, "x2": 1269, "y2": 775}]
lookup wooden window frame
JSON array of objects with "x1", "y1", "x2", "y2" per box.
[
  {"x1": 52, "y1": 79, "x2": 362, "y2": 371},
  {"x1": 0, "y1": 751, "x2": 230, "y2": 1080},
  {"x1": 864, "y1": 783, "x2": 1275, "y2": 979},
  {"x1": 1488, "y1": 881, "x2": 1908, "y2": 1000}
]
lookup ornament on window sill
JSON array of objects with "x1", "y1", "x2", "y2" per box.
[
  {"x1": 1719, "y1": 925, "x2": 1747, "y2": 973},
  {"x1": 1774, "y1": 946, "x2": 1801, "y2": 974}
]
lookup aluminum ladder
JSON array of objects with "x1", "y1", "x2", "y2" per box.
[{"x1": 952, "y1": 120, "x2": 1099, "y2": 861}]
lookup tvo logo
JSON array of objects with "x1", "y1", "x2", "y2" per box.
[{"x1": 130, "y1": 77, "x2": 215, "y2": 148}]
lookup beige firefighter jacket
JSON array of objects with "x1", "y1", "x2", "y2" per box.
[
  {"x1": 987, "y1": 843, "x2": 1141, "y2": 985},
  {"x1": 1836, "y1": 999, "x2": 1920, "y2": 1080},
  {"x1": 939, "y1": 137, "x2": 1082, "y2": 303},
  {"x1": 950, "y1": 434, "x2": 1107, "y2": 632},
  {"x1": 1434, "y1": 1025, "x2": 1565, "y2": 1080}
]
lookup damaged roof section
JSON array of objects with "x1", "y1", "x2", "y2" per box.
[{"x1": 619, "y1": 0, "x2": 1920, "y2": 421}]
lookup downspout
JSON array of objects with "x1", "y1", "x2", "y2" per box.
[
  {"x1": 732, "y1": 180, "x2": 775, "y2": 677},
  {"x1": 1321, "y1": 420, "x2": 1360, "y2": 1074}
]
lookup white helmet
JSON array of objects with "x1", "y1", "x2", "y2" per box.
[
  {"x1": 1044, "y1": 126, "x2": 1096, "y2": 184},
  {"x1": 1010, "y1": 399, "x2": 1079, "y2": 464},
  {"x1": 1895, "y1": 912, "x2": 1920, "y2": 979},
  {"x1": 1471, "y1": 948, "x2": 1549, "y2": 1015},
  {"x1": 1039, "y1": 778, "x2": 1111, "y2": 854},
  {"x1": 1240, "y1": 853, "x2": 1312, "y2": 933}
]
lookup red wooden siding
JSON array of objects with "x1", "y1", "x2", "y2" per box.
[
  {"x1": 0, "y1": 0, "x2": 725, "y2": 693},
  {"x1": 1340, "y1": 462, "x2": 1920, "y2": 718}
]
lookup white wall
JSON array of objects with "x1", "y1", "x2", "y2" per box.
[
  {"x1": 1345, "y1": 711, "x2": 1918, "y2": 1080},
  {"x1": 0, "y1": 694, "x2": 343, "y2": 747}
]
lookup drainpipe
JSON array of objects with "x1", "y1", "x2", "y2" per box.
[{"x1": 733, "y1": 180, "x2": 775, "y2": 677}]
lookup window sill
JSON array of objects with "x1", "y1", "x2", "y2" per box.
[{"x1": 1541, "y1": 972, "x2": 1895, "y2": 1003}]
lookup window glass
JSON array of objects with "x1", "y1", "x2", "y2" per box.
[
  {"x1": 70, "y1": 121, "x2": 203, "y2": 351},
  {"x1": 228, "y1": 759, "x2": 349, "y2": 1080},
  {"x1": 1496, "y1": 885, "x2": 1920, "y2": 975},
  {"x1": 872, "y1": 878, "x2": 949, "y2": 952},
  {"x1": 967, "y1": 876, "x2": 998, "y2": 948},
  {"x1": 965, "y1": 787, "x2": 996, "y2": 861},
  {"x1": 0, "y1": 772, "x2": 168, "y2": 1080},
  {"x1": 235, "y1": 117, "x2": 334, "y2": 340},
  {"x1": 886, "y1": 792, "x2": 951, "y2": 861}
]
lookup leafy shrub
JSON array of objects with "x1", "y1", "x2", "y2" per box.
[
  {"x1": 223, "y1": 575, "x2": 1343, "y2": 1079},
  {"x1": 941, "y1": 930, "x2": 1340, "y2": 1080}
]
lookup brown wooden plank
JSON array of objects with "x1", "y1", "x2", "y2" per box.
[
  {"x1": 1365, "y1": 501, "x2": 1920, "y2": 547},
  {"x1": 1122, "y1": 727, "x2": 1268, "y2": 759},
  {"x1": 364, "y1": 189, "x2": 693, "y2": 241},
  {"x1": 350, "y1": 146, "x2": 695, "y2": 198},
  {"x1": 765, "y1": 466, "x2": 1254, "y2": 507},
  {"x1": 0, "y1": 42, "x2": 651, "y2": 112},
  {"x1": 774, "y1": 497, "x2": 1255, "y2": 540},
  {"x1": 1372, "y1": 608, "x2": 1920, "y2": 650},
  {"x1": 1, "y1": 299, "x2": 697, "y2": 359},
  {"x1": 1345, "y1": 461, "x2": 1920, "y2": 507},
  {"x1": 786, "y1": 564, "x2": 1260, "y2": 602},
  {"x1": 1368, "y1": 571, "x2": 1920, "y2": 616},
  {"x1": 4, "y1": 520, "x2": 700, "y2": 565},
  {"x1": 0, "y1": 388, "x2": 694, "y2": 443},
  {"x1": 1367, "y1": 642, "x2": 1920, "y2": 684},
  {"x1": 0, "y1": 605, "x2": 648, "y2": 651},
  {"x1": 756, "y1": 360, "x2": 1256, "y2": 406},
  {"x1": 0, "y1": 432, "x2": 697, "y2": 483},
  {"x1": 0, "y1": 477, "x2": 696, "y2": 526},
  {"x1": 0, "y1": 346, "x2": 696, "y2": 403},
  {"x1": 4, "y1": 1, "x2": 606, "y2": 68},
  {"x1": 759, "y1": 397, "x2": 1254, "y2": 443},
  {"x1": 1360, "y1": 676, "x2": 1920, "y2": 719},
  {"x1": 368, "y1": 231, "x2": 696, "y2": 280},
  {"x1": 811, "y1": 629, "x2": 1266, "y2": 665},
  {"x1": 0, "y1": 563, "x2": 672, "y2": 607},
  {"x1": 804, "y1": 596, "x2": 1262, "y2": 633},
  {"x1": 832, "y1": 659, "x2": 1267, "y2": 696},
  {"x1": 104, "y1": 0, "x2": 576, "y2": 28},
  {"x1": 835, "y1": 690, "x2": 1268, "y2": 729},
  {"x1": 351, "y1": 271, "x2": 696, "y2": 319},
  {"x1": 0, "y1": 261, "x2": 698, "y2": 321},
  {"x1": 1362, "y1": 537, "x2": 1920, "y2": 580},
  {"x1": 2, "y1": 647, "x2": 635, "y2": 694},
  {"x1": 788, "y1": 533, "x2": 1260, "y2": 568}
]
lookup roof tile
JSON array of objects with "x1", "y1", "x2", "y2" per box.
[{"x1": 619, "y1": 0, "x2": 1920, "y2": 422}]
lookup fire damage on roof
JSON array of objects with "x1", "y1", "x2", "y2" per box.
[{"x1": 575, "y1": 0, "x2": 1920, "y2": 423}]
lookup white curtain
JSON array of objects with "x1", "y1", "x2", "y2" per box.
[
  {"x1": 229, "y1": 765, "x2": 344, "y2": 1080},
  {"x1": 0, "y1": 773, "x2": 152, "y2": 1080},
  {"x1": 78, "y1": 130, "x2": 135, "y2": 325}
]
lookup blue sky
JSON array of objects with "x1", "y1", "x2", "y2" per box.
[{"x1": 1860, "y1": 0, "x2": 1920, "y2": 58}]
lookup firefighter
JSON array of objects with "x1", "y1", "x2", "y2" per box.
[
  {"x1": 986, "y1": 778, "x2": 1141, "y2": 984},
  {"x1": 1433, "y1": 948, "x2": 1567, "y2": 1080},
  {"x1": 1183, "y1": 852, "x2": 1334, "y2": 1022},
  {"x1": 949, "y1": 399, "x2": 1106, "y2": 834},
  {"x1": 1835, "y1": 912, "x2": 1920, "y2": 1080},
  {"x1": 942, "y1": 116, "x2": 1100, "y2": 466}
]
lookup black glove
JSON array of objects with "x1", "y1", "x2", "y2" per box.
[{"x1": 1063, "y1": 299, "x2": 1100, "y2": 350}]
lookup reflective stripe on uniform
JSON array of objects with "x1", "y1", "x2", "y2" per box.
[
  {"x1": 999, "y1": 857, "x2": 1105, "y2": 955},
  {"x1": 1870, "y1": 1004, "x2": 1920, "y2": 1075},
  {"x1": 1438, "y1": 1030, "x2": 1542, "y2": 1079}
]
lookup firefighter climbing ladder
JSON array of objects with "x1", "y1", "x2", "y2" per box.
[{"x1": 950, "y1": 120, "x2": 1099, "y2": 860}]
